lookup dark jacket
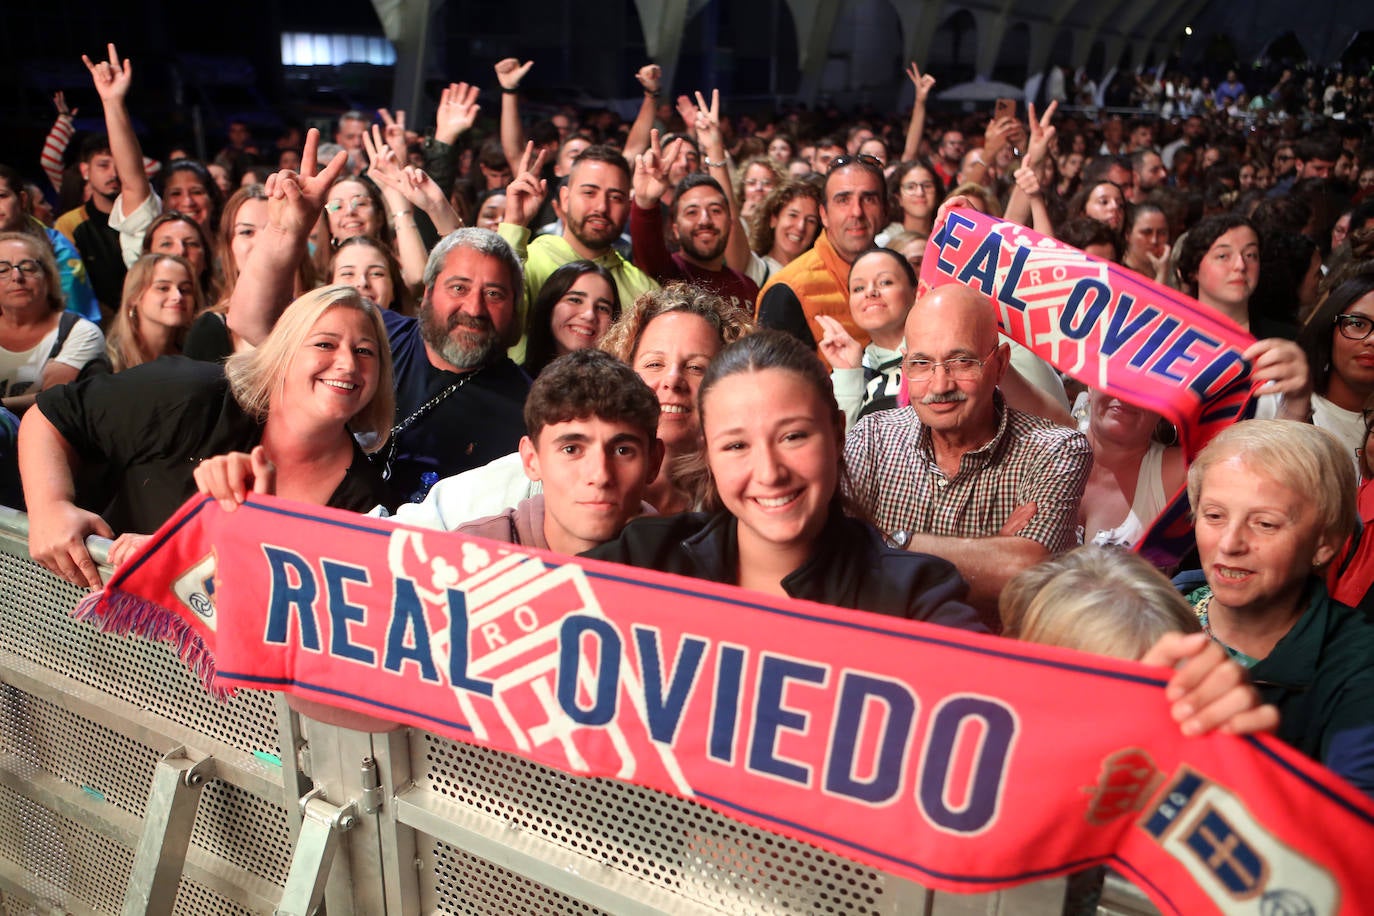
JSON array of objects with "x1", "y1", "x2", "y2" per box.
[
  {"x1": 584, "y1": 508, "x2": 985, "y2": 632},
  {"x1": 1176, "y1": 570, "x2": 1374, "y2": 796}
]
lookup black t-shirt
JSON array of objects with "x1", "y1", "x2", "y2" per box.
[
  {"x1": 381, "y1": 309, "x2": 530, "y2": 510},
  {"x1": 37, "y1": 357, "x2": 386, "y2": 534},
  {"x1": 183, "y1": 312, "x2": 235, "y2": 363}
]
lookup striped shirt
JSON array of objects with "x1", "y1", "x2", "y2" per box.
[{"x1": 844, "y1": 396, "x2": 1091, "y2": 553}]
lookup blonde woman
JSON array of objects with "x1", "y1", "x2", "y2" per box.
[
  {"x1": 105, "y1": 253, "x2": 198, "y2": 372},
  {"x1": 21, "y1": 285, "x2": 393, "y2": 588}
]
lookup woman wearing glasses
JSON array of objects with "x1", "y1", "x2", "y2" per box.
[
  {"x1": 1296, "y1": 268, "x2": 1374, "y2": 468},
  {"x1": 876, "y1": 159, "x2": 944, "y2": 246},
  {"x1": 0, "y1": 233, "x2": 105, "y2": 415}
]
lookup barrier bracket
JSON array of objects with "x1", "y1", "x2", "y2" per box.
[
  {"x1": 121, "y1": 747, "x2": 212, "y2": 916},
  {"x1": 276, "y1": 787, "x2": 359, "y2": 916}
]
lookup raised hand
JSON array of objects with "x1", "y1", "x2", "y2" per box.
[
  {"x1": 674, "y1": 95, "x2": 698, "y2": 133},
  {"x1": 377, "y1": 108, "x2": 407, "y2": 154},
  {"x1": 53, "y1": 90, "x2": 77, "y2": 119},
  {"x1": 263, "y1": 127, "x2": 347, "y2": 239},
  {"x1": 194, "y1": 446, "x2": 277, "y2": 513},
  {"x1": 905, "y1": 62, "x2": 936, "y2": 102},
  {"x1": 1243, "y1": 338, "x2": 1313, "y2": 420},
  {"x1": 1013, "y1": 164, "x2": 1042, "y2": 199},
  {"x1": 635, "y1": 64, "x2": 662, "y2": 95},
  {"x1": 82, "y1": 43, "x2": 133, "y2": 102},
  {"x1": 633, "y1": 129, "x2": 683, "y2": 204},
  {"x1": 495, "y1": 58, "x2": 534, "y2": 91},
  {"x1": 692, "y1": 89, "x2": 724, "y2": 155},
  {"x1": 1023, "y1": 101, "x2": 1058, "y2": 168},
  {"x1": 434, "y1": 82, "x2": 480, "y2": 144},
  {"x1": 364, "y1": 125, "x2": 408, "y2": 195},
  {"x1": 982, "y1": 116, "x2": 1020, "y2": 163},
  {"x1": 815, "y1": 314, "x2": 863, "y2": 370},
  {"x1": 503, "y1": 141, "x2": 548, "y2": 227}
]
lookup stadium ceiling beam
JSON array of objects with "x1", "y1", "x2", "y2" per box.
[
  {"x1": 372, "y1": 0, "x2": 443, "y2": 120},
  {"x1": 632, "y1": 0, "x2": 694, "y2": 95},
  {"x1": 783, "y1": 0, "x2": 845, "y2": 103},
  {"x1": 897, "y1": 0, "x2": 953, "y2": 80}
]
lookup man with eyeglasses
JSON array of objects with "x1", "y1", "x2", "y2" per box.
[
  {"x1": 756, "y1": 154, "x2": 886, "y2": 356},
  {"x1": 844, "y1": 284, "x2": 1091, "y2": 621}
]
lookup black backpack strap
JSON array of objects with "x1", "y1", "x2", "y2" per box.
[{"x1": 47, "y1": 312, "x2": 81, "y2": 362}]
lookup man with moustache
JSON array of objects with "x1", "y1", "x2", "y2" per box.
[
  {"x1": 844, "y1": 284, "x2": 1091, "y2": 618},
  {"x1": 629, "y1": 135, "x2": 758, "y2": 312},
  {"x1": 500, "y1": 145, "x2": 658, "y2": 356},
  {"x1": 756, "y1": 155, "x2": 885, "y2": 356}
]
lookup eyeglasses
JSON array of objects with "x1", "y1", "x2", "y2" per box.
[
  {"x1": 325, "y1": 195, "x2": 373, "y2": 213},
  {"x1": 743, "y1": 178, "x2": 776, "y2": 190},
  {"x1": 0, "y1": 259, "x2": 41, "y2": 279},
  {"x1": 903, "y1": 346, "x2": 999, "y2": 382},
  {"x1": 1336, "y1": 313, "x2": 1374, "y2": 341},
  {"x1": 827, "y1": 154, "x2": 883, "y2": 175},
  {"x1": 901, "y1": 181, "x2": 936, "y2": 195}
]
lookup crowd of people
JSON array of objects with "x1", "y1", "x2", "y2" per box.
[{"x1": 3, "y1": 46, "x2": 1374, "y2": 868}]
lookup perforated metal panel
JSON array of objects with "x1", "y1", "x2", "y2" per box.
[
  {"x1": 429, "y1": 838, "x2": 614, "y2": 915},
  {"x1": 1, "y1": 685, "x2": 158, "y2": 818},
  {"x1": 414, "y1": 734, "x2": 897, "y2": 914},
  {"x1": 188, "y1": 779, "x2": 293, "y2": 885},
  {"x1": 171, "y1": 877, "x2": 259, "y2": 916},
  {"x1": 0, "y1": 525, "x2": 288, "y2": 914},
  {"x1": 0, "y1": 549, "x2": 281, "y2": 760},
  {"x1": 0, "y1": 781, "x2": 132, "y2": 913}
]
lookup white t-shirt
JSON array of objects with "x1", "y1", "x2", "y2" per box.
[
  {"x1": 107, "y1": 191, "x2": 161, "y2": 268},
  {"x1": 0, "y1": 317, "x2": 105, "y2": 398}
]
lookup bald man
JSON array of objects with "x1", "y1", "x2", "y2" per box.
[{"x1": 843, "y1": 285, "x2": 1092, "y2": 616}]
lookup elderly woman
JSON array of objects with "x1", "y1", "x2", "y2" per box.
[
  {"x1": 0, "y1": 232, "x2": 105, "y2": 414},
  {"x1": 19, "y1": 285, "x2": 393, "y2": 589},
  {"x1": 1175, "y1": 419, "x2": 1374, "y2": 796}
]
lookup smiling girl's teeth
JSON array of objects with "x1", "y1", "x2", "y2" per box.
[
  {"x1": 321, "y1": 380, "x2": 357, "y2": 390},
  {"x1": 756, "y1": 494, "x2": 796, "y2": 508},
  {"x1": 661, "y1": 405, "x2": 689, "y2": 414}
]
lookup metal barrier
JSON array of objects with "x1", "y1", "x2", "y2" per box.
[{"x1": 0, "y1": 505, "x2": 1096, "y2": 915}]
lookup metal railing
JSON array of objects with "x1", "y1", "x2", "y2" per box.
[{"x1": 0, "y1": 506, "x2": 1094, "y2": 915}]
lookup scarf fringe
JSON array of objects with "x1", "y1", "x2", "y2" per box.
[{"x1": 73, "y1": 589, "x2": 233, "y2": 701}]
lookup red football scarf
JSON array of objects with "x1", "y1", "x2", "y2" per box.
[
  {"x1": 76, "y1": 495, "x2": 1374, "y2": 914},
  {"x1": 917, "y1": 210, "x2": 1261, "y2": 563}
]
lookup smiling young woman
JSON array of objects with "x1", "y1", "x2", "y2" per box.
[
  {"x1": 585, "y1": 329, "x2": 981, "y2": 628},
  {"x1": 521, "y1": 261, "x2": 620, "y2": 378}
]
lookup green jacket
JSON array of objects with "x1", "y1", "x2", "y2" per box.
[{"x1": 1181, "y1": 571, "x2": 1374, "y2": 796}]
